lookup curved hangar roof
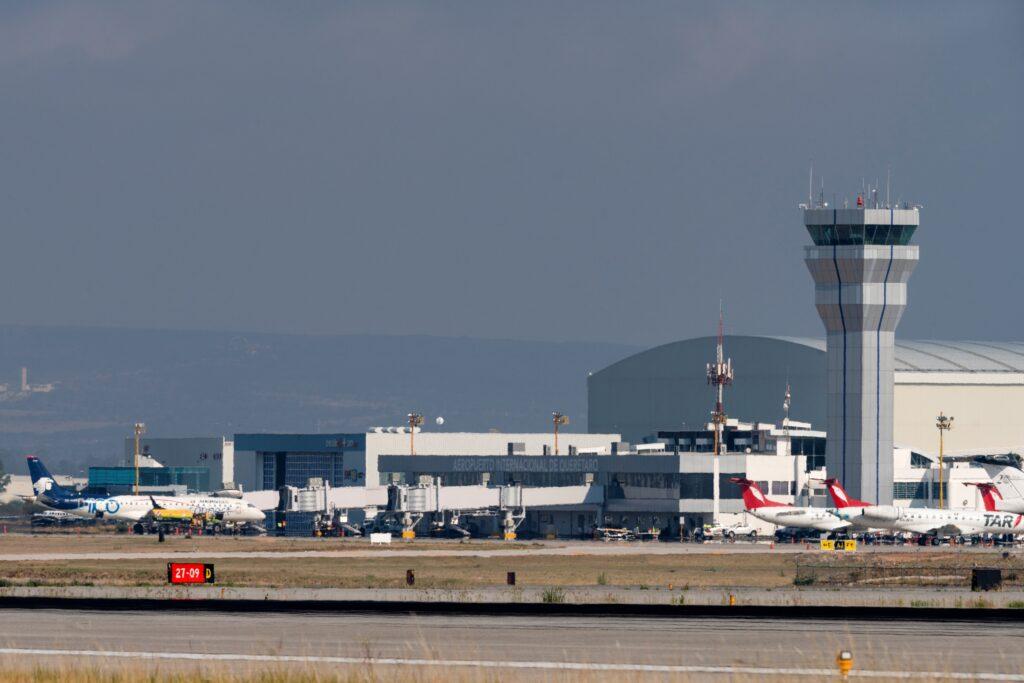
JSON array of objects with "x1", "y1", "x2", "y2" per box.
[
  {"x1": 586, "y1": 336, "x2": 1024, "y2": 442},
  {"x1": 769, "y1": 337, "x2": 1024, "y2": 373}
]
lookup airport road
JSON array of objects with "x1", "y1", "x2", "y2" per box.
[{"x1": 0, "y1": 608, "x2": 1022, "y2": 680}]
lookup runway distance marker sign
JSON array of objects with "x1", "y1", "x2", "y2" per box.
[
  {"x1": 819, "y1": 540, "x2": 857, "y2": 551},
  {"x1": 167, "y1": 562, "x2": 215, "y2": 584}
]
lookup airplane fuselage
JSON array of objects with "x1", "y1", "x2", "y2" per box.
[
  {"x1": 835, "y1": 505, "x2": 1024, "y2": 535},
  {"x1": 37, "y1": 493, "x2": 263, "y2": 524},
  {"x1": 747, "y1": 505, "x2": 850, "y2": 531}
]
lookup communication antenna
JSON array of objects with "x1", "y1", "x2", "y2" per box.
[
  {"x1": 886, "y1": 166, "x2": 891, "y2": 208},
  {"x1": 808, "y1": 162, "x2": 814, "y2": 208},
  {"x1": 783, "y1": 380, "x2": 792, "y2": 437},
  {"x1": 705, "y1": 305, "x2": 733, "y2": 525}
]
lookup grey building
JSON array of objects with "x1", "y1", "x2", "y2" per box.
[
  {"x1": 588, "y1": 336, "x2": 1024, "y2": 465},
  {"x1": 123, "y1": 437, "x2": 235, "y2": 491},
  {"x1": 803, "y1": 206, "x2": 919, "y2": 504}
]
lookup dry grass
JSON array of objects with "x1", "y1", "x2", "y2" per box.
[
  {"x1": 0, "y1": 658, "x2": 984, "y2": 683},
  {"x1": 2, "y1": 541, "x2": 1021, "y2": 591},
  {"x1": 0, "y1": 552, "x2": 798, "y2": 589},
  {"x1": 0, "y1": 533, "x2": 543, "y2": 555}
]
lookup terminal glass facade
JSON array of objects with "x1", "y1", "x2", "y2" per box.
[
  {"x1": 88, "y1": 466, "x2": 210, "y2": 493},
  {"x1": 893, "y1": 481, "x2": 928, "y2": 500},
  {"x1": 261, "y1": 452, "x2": 345, "y2": 489}
]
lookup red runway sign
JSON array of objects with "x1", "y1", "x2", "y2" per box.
[{"x1": 167, "y1": 562, "x2": 215, "y2": 584}]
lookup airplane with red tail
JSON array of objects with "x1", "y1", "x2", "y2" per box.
[
  {"x1": 968, "y1": 482, "x2": 1004, "y2": 513},
  {"x1": 827, "y1": 477, "x2": 1024, "y2": 536},
  {"x1": 730, "y1": 477, "x2": 849, "y2": 531},
  {"x1": 973, "y1": 455, "x2": 1024, "y2": 514}
]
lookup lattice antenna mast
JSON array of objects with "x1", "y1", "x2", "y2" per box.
[{"x1": 706, "y1": 305, "x2": 734, "y2": 457}]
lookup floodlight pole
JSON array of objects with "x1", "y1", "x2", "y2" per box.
[
  {"x1": 133, "y1": 422, "x2": 146, "y2": 496},
  {"x1": 552, "y1": 412, "x2": 568, "y2": 455},
  {"x1": 936, "y1": 413, "x2": 953, "y2": 509},
  {"x1": 408, "y1": 413, "x2": 424, "y2": 455}
]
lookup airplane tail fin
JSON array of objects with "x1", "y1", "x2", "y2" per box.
[
  {"x1": 823, "y1": 478, "x2": 873, "y2": 508},
  {"x1": 729, "y1": 477, "x2": 787, "y2": 509},
  {"x1": 976, "y1": 457, "x2": 1024, "y2": 506},
  {"x1": 966, "y1": 482, "x2": 1002, "y2": 512},
  {"x1": 26, "y1": 455, "x2": 74, "y2": 499}
]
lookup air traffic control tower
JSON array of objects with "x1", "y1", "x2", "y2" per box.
[{"x1": 804, "y1": 201, "x2": 919, "y2": 504}]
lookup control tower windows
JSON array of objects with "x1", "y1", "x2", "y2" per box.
[{"x1": 806, "y1": 224, "x2": 916, "y2": 246}]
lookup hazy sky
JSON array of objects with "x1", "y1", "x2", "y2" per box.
[{"x1": 1, "y1": 2, "x2": 1021, "y2": 347}]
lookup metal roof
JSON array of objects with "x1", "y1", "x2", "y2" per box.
[{"x1": 768, "y1": 337, "x2": 1024, "y2": 373}]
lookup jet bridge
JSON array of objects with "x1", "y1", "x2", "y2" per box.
[
  {"x1": 254, "y1": 479, "x2": 602, "y2": 538},
  {"x1": 383, "y1": 480, "x2": 526, "y2": 539}
]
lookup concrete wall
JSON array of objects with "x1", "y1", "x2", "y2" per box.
[
  {"x1": 365, "y1": 431, "x2": 621, "y2": 487},
  {"x1": 894, "y1": 384, "x2": 1024, "y2": 455}
]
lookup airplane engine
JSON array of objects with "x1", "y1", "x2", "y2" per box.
[{"x1": 861, "y1": 505, "x2": 900, "y2": 522}]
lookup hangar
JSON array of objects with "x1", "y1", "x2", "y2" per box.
[{"x1": 587, "y1": 336, "x2": 1024, "y2": 456}]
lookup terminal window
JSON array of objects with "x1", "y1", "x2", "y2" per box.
[
  {"x1": 893, "y1": 481, "x2": 928, "y2": 500},
  {"x1": 679, "y1": 473, "x2": 744, "y2": 499},
  {"x1": 283, "y1": 452, "x2": 343, "y2": 488}
]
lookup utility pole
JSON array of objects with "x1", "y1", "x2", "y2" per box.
[
  {"x1": 408, "y1": 413, "x2": 424, "y2": 455},
  {"x1": 133, "y1": 422, "x2": 146, "y2": 496},
  {"x1": 936, "y1": 413, "x2": 954, "y2": 509},
  {"x1": 706, "y1": 307, "x2": 733, "y2": 525},
  {"x1": 552, "y1": 412, "x2": 569, "y2": 455}
]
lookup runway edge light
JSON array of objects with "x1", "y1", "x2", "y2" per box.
[{"x1": 837, "y1": 650, "x2": 853, "y2": 677}]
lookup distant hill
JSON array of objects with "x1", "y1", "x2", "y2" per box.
[{"x1": 0, "y1": 326, "x2": 637, "y2": 475}]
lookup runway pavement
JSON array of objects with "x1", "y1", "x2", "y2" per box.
[{"x1": 0, "y1": 608, "x2": 1021, "y2": 679}]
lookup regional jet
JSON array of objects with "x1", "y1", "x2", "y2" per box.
[
  {"x1": 827, "y1": 477, "x2": 1024, "y2": 537},
  {"x1": 730, "y1": 477, "x2": 849, "y2": 531},
  {"x1": 27, "y1": 456, "x2": 265, "y2": 525}
]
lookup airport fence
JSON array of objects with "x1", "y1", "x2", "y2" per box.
[{"x1": 794, "y1": 558, "x2": 1024, "y2": 588}]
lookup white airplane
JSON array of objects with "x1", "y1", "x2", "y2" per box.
[
  {"x1": 730, "y1": 477, "x2": 849, "y2": 531},
  {"x1": 973, "y1": 455, "x2": 1024, "y2": 514},
  {"x1": 28, "y1": 456, "x2": 265, "y2": 525},
  {"x1": 827, "y1": 477, "x2": 1024, "y2": 536}
]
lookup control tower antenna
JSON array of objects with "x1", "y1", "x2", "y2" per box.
[
  {"x1": 706, "y1": 304, "x2": 733, "y2": 525},
  {"x1": 886, "y1": 166, "x2": 892, "y2": 208},
  {"x1": 808, "y1": 162, "x2": 814, "y2": 208}
]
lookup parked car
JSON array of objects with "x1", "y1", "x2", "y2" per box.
[{"x1": 705, "y1": 522, "x2": 759, "y2": 542}]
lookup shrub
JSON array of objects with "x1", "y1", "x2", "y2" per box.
[{"x1": 541, "y1": 587, "x2": 566, "y2": 604}]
